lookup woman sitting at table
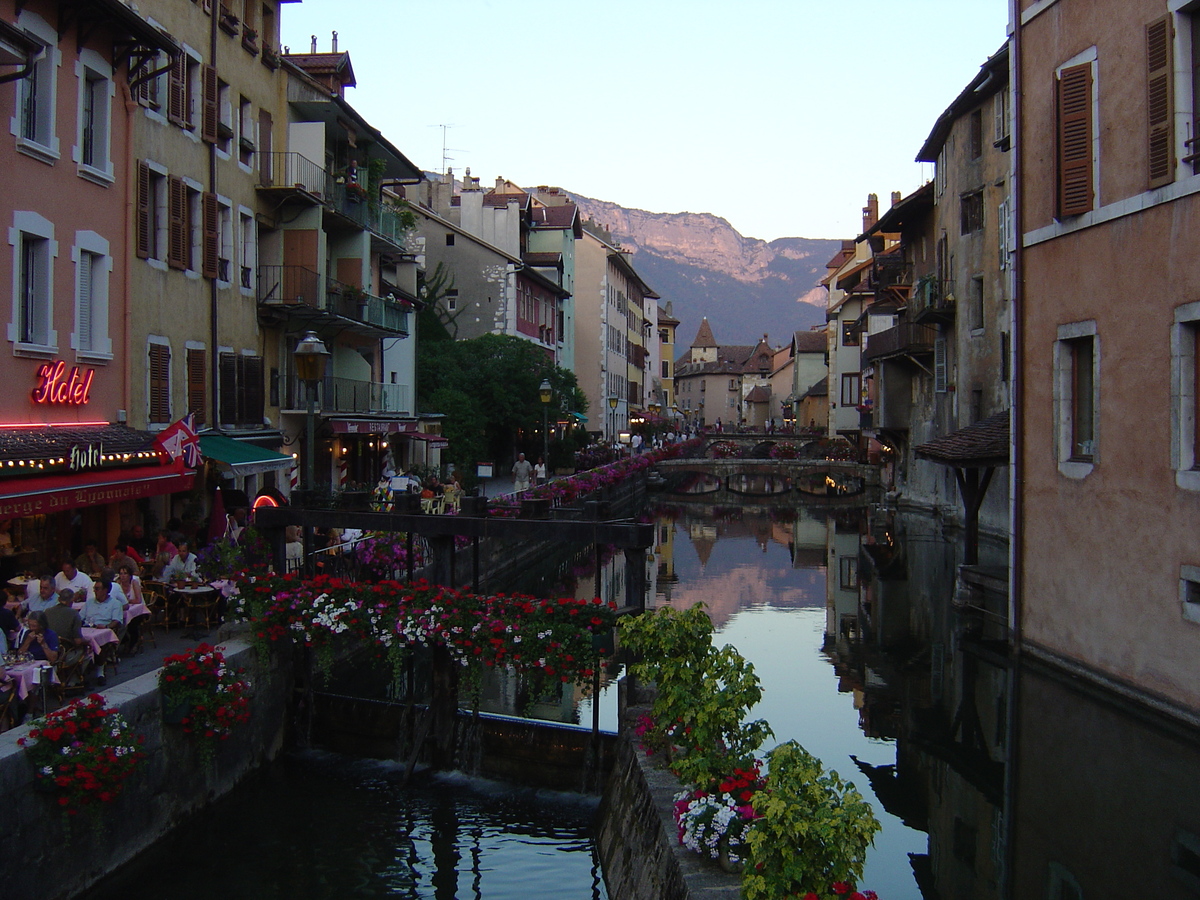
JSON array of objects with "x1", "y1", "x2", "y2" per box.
[
  {"x1": 115, "y1": 564, "x2": 143, "y2": 606},
  {"x1": 81, "y1": 581, "x2": 124, "y2": 638},
  {"x1": 15, "y1": 611, "x2": 59, "y2": 663}
]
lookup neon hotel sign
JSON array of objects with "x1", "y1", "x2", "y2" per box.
[{"x1": 31, "y1": 361, "x2": 95, "y2": 406}]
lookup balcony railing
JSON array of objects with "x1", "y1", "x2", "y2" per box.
[
  {"x1": 257, "y1": 151, "x2": 326, "y2": 197},
  {"x1": 286, "y1": 376, "x2": 411, "y2": 415},
  {"x1": 864, "y1": 322, "x2": 938, "y2": 362},
  {"x1": 258, "y1": 265, "x2": 410, "y2": 335},
  {"x1": 909, "y1": 274, "x2": 955, "y2": 324}
]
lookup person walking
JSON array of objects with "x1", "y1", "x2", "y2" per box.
[
  {"x1": 534, "y1": 457, "x2": 547, "y2": 486},
  {"x1": 512, "y1": 453, "x2": 533, "y2": 493}
]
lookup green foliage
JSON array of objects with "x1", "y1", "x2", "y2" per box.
[
  {"x1": 417, "y1": 333, "x2": 587, "y2": 463},
  {"x1": 620, "y1": 604, "x2": 771, "y2": 788},
  {"x1": 742, "y1": 741, "x2": 881, "y2": 900},
  {"x1": 428, "y1": 386, "x2": 486, "y2": 473}
]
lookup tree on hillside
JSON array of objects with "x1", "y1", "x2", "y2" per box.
[{"x1": 417, "y1": 334, "x2": 587, "y2": 470}]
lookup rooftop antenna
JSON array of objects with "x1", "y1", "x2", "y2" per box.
[{"x1": 436, "y1": 124, "x2": 467, "y2": 176}]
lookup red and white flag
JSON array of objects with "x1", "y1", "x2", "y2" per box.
[{"x1": 153, "y1": 413, "x2": 201, "y2": 467}]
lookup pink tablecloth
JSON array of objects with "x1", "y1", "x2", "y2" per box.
[
  {"x1": 80, "y1": 627, "x2": 118, "y2": 658},
  {"x1": 3, "y1": 661, "x2": 58, "y2": 699},
  {"x1": 73, "y1": 602, "x2": 149, "y2": 624}
]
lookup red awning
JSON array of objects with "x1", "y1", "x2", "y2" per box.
[
  {"x1": 399, "y1": 433, "x2": 448, "y2": 449},
  {"x1": 0, "y1": 459, "x2": 194, "y2": 518}
]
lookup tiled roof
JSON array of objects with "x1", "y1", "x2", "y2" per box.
[
  {"x1": 484, "y1": 191, "x2": 529, "y2": 209},
  {"x1": 0, "y1": 424, "x2": 158, "y2": 463},
  {"x1": 745, "y1": 385, "x2": 771, "y2": 403},
  {"x1": 793, "y1": 330, "x2": 826, "y2": 353},
  {"x1": 914, "y1": 412, "x2": 1010, "y2": 466},
  {"x1": 801, "y1": 377, "x2": 828, "y2": 398},
  {"x1": 523, "y1": 251, "x2": 563, "y2": 267},
  {"x1": 691, "y1": 318, "x2": 716, "y2": 348},
  {"x1": 531, "y1": 205, "x2": 579, "y2": 228}
]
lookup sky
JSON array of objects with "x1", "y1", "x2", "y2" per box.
[{"x1": 281, "y1": 1, "x2": 1009, "y2": 242}]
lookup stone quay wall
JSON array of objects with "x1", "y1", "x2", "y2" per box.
[
  {"x1": 0, "y1": 633, "x2": 293, "y2": 900},
  {"x1": 596, "y1": 684, "x2": 741, "y2": 900}
]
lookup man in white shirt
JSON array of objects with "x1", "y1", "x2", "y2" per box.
[
  {"x1": 162, "y1": 541, "x2": 199, "y2": 582},
  {"x1": 55, "y1": 560, "x2": 94, "y2": 603},
  {"x1": 81, "y1": 580, "x2": 124, "y2": 634}
]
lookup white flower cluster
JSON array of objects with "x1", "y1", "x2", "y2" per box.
[{"x1": 675, "y1": 791, "x2": 743, "y2": 861}]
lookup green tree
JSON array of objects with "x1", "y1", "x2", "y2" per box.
[{"x1": 417, "y1": 333, "x2": 587, "y2": 467}]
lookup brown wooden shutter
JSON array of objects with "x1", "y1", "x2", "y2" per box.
[
  {"x1": 243, "y1": 356, "x2": 264, "y2": 426},
  {"x1": 1057, "y1": 63, "x2": 1094, "y2": 218},
  {"x1": 219, "y1": 352, "x2": 238, "y2": 425},
  {"x1": 167, "y1": 55, "x2": 187, "y2": 126},
  {"x1": 136, "y1": 162, "x2": 152, "y2": 259},
  {"x1": 187, "y1": 348, "x2": 207, "y2": 426},
  {"x1": 168, "y1": 177, "x2": 188, "y2": 269},
  {"x1": 149, "y1": 344, "x2": 171, "y2": 424},
  {"x1": 202, "y1": 192, "x2": 219, "y2": 279},
  {"x1": 1147, "y1": 15, "x2": 1175, "y2": 188},
  {"x1": 201, "y1": 65, "x2": 219, "y2": 144}
]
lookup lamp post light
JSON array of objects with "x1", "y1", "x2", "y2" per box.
[
  {"x1": 608, "y1": 395, "x2": 619, "y2": 447},
  {"x1": 539, "y1": 378, "x2": 552, "y2": 473},
  {"x1": 294, "y1": 331, "x2": 331, "y2": 494}
]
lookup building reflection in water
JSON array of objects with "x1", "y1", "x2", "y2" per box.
[{"x1": 648, "y1": 497, "x2": 1200, "y2": 899}]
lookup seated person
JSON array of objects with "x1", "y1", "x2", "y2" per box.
[
  {"x1": 74, "y1": 540, "x2": 107, "y2": 578},
  {"x1": 0, "y1": 600, "x2": 18, "y2": 648},
  {"x1": 109, "y1": 543, "x2": 142, "y2": 572},
  {"x1": 55, "y1": 560, "x2": 95, "y2": 603},
  {"x1": 161, "y1": 541, "x2": 199, "y2": 582},
  {"x1": 15, "y1": 611, "x2": 59, "y2": 663},
  {"x1": 100, "y1": 567, "x2": 128, "y2": 607},
  {"x1": 26, "y1": 574, "x2": 59, "y2": 614},
  {"x1": 81, "y1": 580, "x2": 124, "y2": 637},
  {"x1": 43, "y1": 589, "x2": 87, "y2": 666},
  {"x1": 284, "y1": 525, "x2": 303, "y2": 574}
]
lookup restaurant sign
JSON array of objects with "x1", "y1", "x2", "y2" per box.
[
  {"x1": 32, "y1": 361, "x2": 95, "y2": 406},
  {"x1": 69, "y1": 443, "x2": 104, "y2": 473}
]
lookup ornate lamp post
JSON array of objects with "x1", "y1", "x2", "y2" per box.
[
  {"x1": 539, "y1": 378, "x2": 552, "y2": 473},
  {"x1": 294, "y1": 331, "x2": 331, "y2": 494},
  {"x1": 608, "y1": 395, "x2": 619, "y2": 445}
]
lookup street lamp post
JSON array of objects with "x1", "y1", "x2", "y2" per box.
[
  {"x1": 608, "y1": 395, "x2": 619, "y2": 447},
  {"x1": 294, "y1": 331, "x2": 331, "y2": 494},
  {"x1": 539, "y1": 378, "x2": 552, "y2": 475}
]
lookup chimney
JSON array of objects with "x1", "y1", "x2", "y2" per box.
[
  {"x1": 891, "y1": 191, "x2": 902, "y2": 207},
  {"x1": 310, "y1": 34, "x2": 317, "y2": 53},
  {"x1": 862, "y1": 193, "x2": 879, "y2": 232},
  {"x1": 331, "y1": 31, "x2": 338, "y2": 52}
]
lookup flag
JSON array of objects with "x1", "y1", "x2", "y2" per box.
[{"x1": 154, "y1": 414, "x2": 201, "y2": 467}]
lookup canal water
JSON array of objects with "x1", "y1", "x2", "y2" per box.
[{"x1": 85, "y1": 492, "x2": 1200, "y2": 898}]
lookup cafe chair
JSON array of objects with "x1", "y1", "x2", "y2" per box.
[
  {"x1": 0, "y1": 687, "x2": 15, "y2": 732},
  {"x1": 141, "y1": 583, "x2": 171, "y2": 643},
  {"x1": 186, "y1": 590, "x2": 221, "y2": 631},
  {"x1": 54, "y1": 651, "x2": 88, "y2": 704}
]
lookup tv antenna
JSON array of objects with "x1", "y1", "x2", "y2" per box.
[{"x1": 435, "y1": 124, "x2": 468, "y2": 176}]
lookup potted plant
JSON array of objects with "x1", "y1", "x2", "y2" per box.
[
  {"x1": 19, "y1": 694, "x2": 145, "y2": 815},
  {"x1": 159, "y1": 643, "x2": 251, "y2": 764}
]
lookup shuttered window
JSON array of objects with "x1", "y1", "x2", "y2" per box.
[
  {"x1": 148, "y1": 343, "x2": 171, "y2": 424},
  {"x1": 219, "y1": 353, "x2": 265, "y2": 426},
  {"x1": 77, "y1": 251, "x2": 95, "y2": 353},
  {"x1": 1056, "y1": 62, "x2": 1094, "y2": 218},
  {"x1": 202, "y1": 192, "x2": 219, "y2": 279},
  {"x1": 187, "y1": 348, "x2": 207, "y2": 426},
  {"x1": 1147, "y1": 15, "x2": 1175, "y2": 189},
  {"x1": 201, "y1": 64, "x2": 218, "y2": 144},
  {"x1": 934, "y1": 337, "x2": 948, "y2": 393},
  {"x1": 136, "y1": 162, "x2": 152, "y2": 259},
  {"x1": 168, "y1": 176, "x2": 188, "y2": 269},
  {"x1": 167, "y1": 54, "x2": 188, "y2": 127}
]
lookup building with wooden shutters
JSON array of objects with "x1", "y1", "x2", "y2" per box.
[
  {"x1": 1013, "y1": 0, "x2": 1200, "y2": 727},
  {"x1": 0, "y1": 0, "x2": 195, "y2": 565},
  {"x1": 128, "y1": 0, "x2": 298, "y2": 508}
]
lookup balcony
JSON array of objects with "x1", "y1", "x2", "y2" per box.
[
  {"x1": 909, "y1": 274, "x2": 955, "y2": 325},
  {"x1": 285, "y1": 376, "x2": 411, "y2": 416},
  {"x1": 257, "y1": 151, "x2": 327, "y2": 200},
  {"x1": 257, "y1": 265, "x2": 410, "y2": 337},
  {"x1": 864, "y1": 322, "x2": 938, "y2": 363}
]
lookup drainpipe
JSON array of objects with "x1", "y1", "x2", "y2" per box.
[
  {"x1": 209, "y1": 3, "x2": 220, "y2": 435},
  {"x1": 122, "y1": 80, "x2": 136, "y2": 424}
]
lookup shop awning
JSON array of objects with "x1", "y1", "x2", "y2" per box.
[
  {"x1": 0, "y1": 459, "x2": 194, "y2": 518},
  {"x1": 199, "y1": 433, "x2": 294, "y2": 476},
  {"x1": 397, "y1": 432, "x2": 448, "y2": 449},
  {"x1": 570, "y1": 411, "x2": 588, "y2": 423},
  {"x1": 330, "y1": 418, "x2": 411, "y2": 434}
]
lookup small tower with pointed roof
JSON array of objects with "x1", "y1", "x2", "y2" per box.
[{"x1": 690, "y1": 317, "x2": 718, "y2": 364}]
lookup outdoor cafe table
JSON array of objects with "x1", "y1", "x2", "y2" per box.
[
  {"x1": 72, "y1": 601, "x2": 150, "y2": 624},
  {"x1": 3, "y1": 660, "x2": 58, "y2": 699},
  {"x1": 80, "y1": 626, "x2": 118, "y2": 659},
  {"x1": 171, "y1": 584, "x2": 219, "y2": 638}
]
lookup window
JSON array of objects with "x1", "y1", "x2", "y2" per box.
[
  {"x1": 935, "y1": 145, "x2": 947, "y2": 197},
  {"x1": 968, "y1": 108, "x2": 983, "y2": 160},
  {"x1": 1001, "y1": 331, "x2": 1010, "y2": 383},
  {"x1": 1147, "y1": 14, "x2": 1175, "y2": 188},
  {"x1": 1190, "y1": 14, "x2": 1200, "y2": 175},
  {"x1": 202, "y1": 192, "x2": 219, "y2": 278},
  {"x1": 219, "y1": 352, "x2": 264, "y2": 426},
  {"x1": 1171, "y1": 302, "x2": 1200, "y2": 489},
  {"x1": 167, "y1": 52, "x2": 196, "y2": 130},
  {"x1": 960, "y1": 190, "x2": 984, "y2": 234},
  {"x1": 217, "y1": 201, "x2": 232, "y2": 282},
  {"x1": 187, "y1": 346, "x2": 207, "y2": 426},
  {"x1": 136, "y1": 162, "x2": 166, "y2": 261},
  {"x1": 840, "y1": 557, "x2": 858, "y2": 590},
  {"x1": 239, "y1": 210, "x2": 255, "y2": 291},
  {"x1": 72, "y1": 232, "x2": 111, "y2": 360},
  {"x1": 167, "y1": 177, "x2": 193, "y2": 270},
  {"x1": 238, "y1": 95, "x2": 254, "y2": 167},
  {"x1": 841, "y1": 319, "x2": 859, "y2": 347},
  {"x1": 201, "y1": 65, "x2": 218, "y2": 144},
  {"x1": 445, "y1": 233, "x2": 455, "y2": 246},
  {"x1": 215, "y1": 77, "x2": 232, "y2": 154},
  {"x1": 970, "y1": 276, "x2": 985, "y2": 330},
  {"x1": 17, "y1": 232, "x2": 51, "y2": 346},
  {"x1": 1056, "y1": 59, "x2": 1095, "y2": 217},
  {"x1": 12, "y1": 12, "x2": 58, "y2": 160},
  {"x1": 446, "y1": 288, "x2": 458, "y2": 311},
  {"x1": 840, "y1": 372, "x2": 860, "y2": 408},
  {"x1": 728, "y1": 379, "x2": 735, "y2": 391},
  {"x1": 148, "y1": 341, "x2": 171, "y2": 424},
  {"x1": 998, "y1": 198, "x2": 1010, "y2": 269},
  {"x1": 934, "y1": 337, "x2": 948, "y2": 393},
  {"x1": 134, "y1": 51, "x2": 163, "y2": 111},
  {"x1": 994, "y1": 86, "x2": 1010, "y2": 145},
  {"x1": 1054, "y1": 321, "x2": 1099, "y2": 474},
  {"x1": 78, "y1": 55, "x2": 113, "y2": 179},
  {"x1": 661, "y1": 360, "x2": 669, "y2": 378}
]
